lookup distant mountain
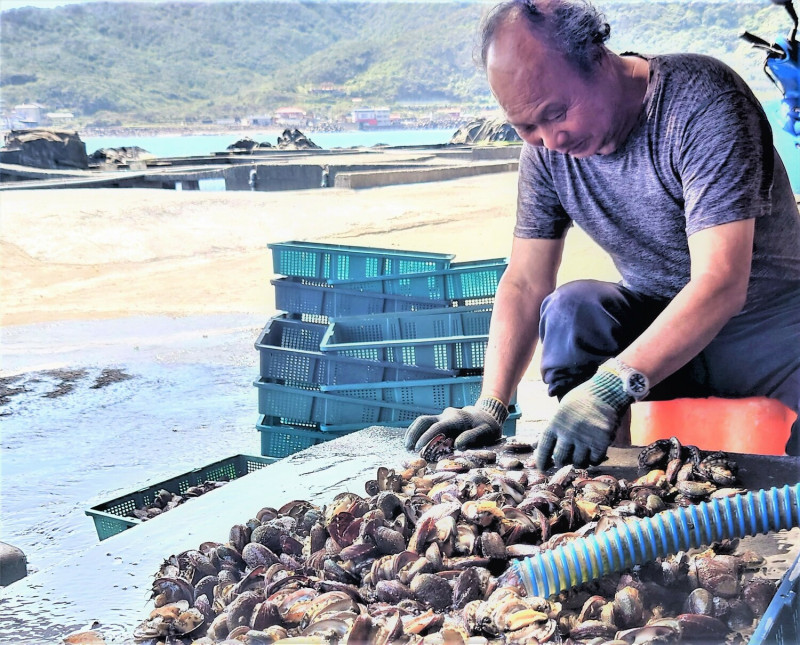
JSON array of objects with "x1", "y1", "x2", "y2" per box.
[{"x1": 0, "y1": 1, "x2": 789, "y2": 126}]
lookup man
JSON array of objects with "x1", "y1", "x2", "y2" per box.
[{"x1": 405, "y1": 0, "x2": 800, "y2": 468}]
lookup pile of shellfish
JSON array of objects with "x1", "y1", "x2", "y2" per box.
[
  {"x1": 132, "y1": 437, "x2": 779, "y2": 644},
  {"x1": 130, "y1": 482, "x2": 229, "y2": 521}
]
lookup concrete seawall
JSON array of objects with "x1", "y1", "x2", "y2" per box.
[
  {"x1": 333, "y1": 160, "x2": 519, "y2": 189},
  {"x1": 2, "y1": 144, "x2": 523, "y2": 191}
]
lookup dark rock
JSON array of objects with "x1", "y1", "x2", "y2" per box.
[
  {"x1": 0, "y1": 542, "x2": 27, "y2": 586},
  {"x1": 449, "y1": 118, "x2": 521, "y2": 145},
  {"x1": 2, "y1": 128, "x2": 89, "y2": 169},
  {"x1": 89, "y1": 146, "x2": 155, "y2": 165},
  {"x1": 276, "y1": 128, "x2": 321, "y2": 150},
  {"x1": 227, "y1": 137, "x2": 259, "y2": 151}
]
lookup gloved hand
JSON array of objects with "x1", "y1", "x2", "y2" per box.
[
  {"x1": 534, "y1": 359, "x2": 638, "y2": 470},
  {"x1": 404, "y1": 396, "x2": 509, "y2": 452}
]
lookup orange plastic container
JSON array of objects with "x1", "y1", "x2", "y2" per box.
[{"x1": 630, "y1": 396, "x2": 796, "y2": 456}]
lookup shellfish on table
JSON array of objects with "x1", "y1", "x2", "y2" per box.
[{"x1": 132, "y1": 437, "x2": 777, "y2": 644}]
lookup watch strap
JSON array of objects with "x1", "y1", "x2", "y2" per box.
[{"x1": 600, "y1": 357, "x2": 650, "y2": 401}]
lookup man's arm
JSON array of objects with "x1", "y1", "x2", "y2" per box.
[
  {"x1": 533, "y1": 217, "x2": 755, "y2": 469},
  {"x1": 403, "y1": 235, "x2": 564, "y2": 452},
  {"x1": 618, "y1": 217, "x2": 754, "y2": 385},
  {"x1": 481, "y1": 235, "x2": 566, "y2": 406}
]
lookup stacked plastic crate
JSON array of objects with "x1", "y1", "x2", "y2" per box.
[{"x1": 255, "y1": 241, "x2": 519, "y2": 458}]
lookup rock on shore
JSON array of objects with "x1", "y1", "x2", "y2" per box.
[{"x1": 449, "y1": 117, "x2": 521, "y2": 145}]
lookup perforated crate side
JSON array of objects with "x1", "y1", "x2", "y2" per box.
[
  {"x1": 379, "y1": 337, "x2": 489, "y2": 371},
  {"x1": 268, "y1": 241, "x2": 454, "y2": 281},
  {"x1": 330, "y1": 259, "x2": 508, "y2": 301},
  {"x1": 272, "y1": 278, "x2": 452, "y2": 324},
  {"x1": 198, "y1": 455, "x2": 276, "y2": 482},
  {"x1": 257, "y1": 415, "x2": 352, "y2": 458},
  {"x1": 256, "y1": 316, "x2": 328, "y2": 352},
  {"x1": 321, "y1": 376, "x2": 483, "y2": 410},
  {"x1": 325, "y1": 304, "x2": 493, "y2": 344},
  {"x1": 444, "y1": 260, "x2": 508, "y2": 300},
  {"x1": 255, "y1": 379, "x2": 441, "y2": 426},
  {"x1": 256, "y1": 379, "x2": 324, "y2": 425},
  {"x1": 85, "y1": 510, "x2": 140, "y2": 541},
  {"x1": 85, "y1": 454, "x2": 275, "y2": 540}
]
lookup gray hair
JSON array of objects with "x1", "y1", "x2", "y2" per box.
[{"x1": 478, "y1": 0, "x2": 611, "y2": 74}]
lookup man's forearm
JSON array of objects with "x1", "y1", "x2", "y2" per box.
[
  {"x1": 618, "y1": 277, "x2": 747, "y2": 386},
  {"x1": 619, "y1": 219, "x2": 754, "y2": 386},
  {"x1": 480, "y1": 276, "x2": 547, "y2": 405}
]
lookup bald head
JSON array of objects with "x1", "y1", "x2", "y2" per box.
[{"x1": 479, "y1": 0, "x2": 611, "y2": 75}]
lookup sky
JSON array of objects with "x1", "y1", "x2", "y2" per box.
[
  {"x1": 0, "y1": 0, "x2": 252, "y2": 8},
  {"x1": 0, "y1": 0, "x2": 490, "y2": 9},
  {"x1": 0, "y1": 0, "x2": 723, "y2": 11}
]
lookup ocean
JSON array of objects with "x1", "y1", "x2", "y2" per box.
[
  {"x1": 81, "y1": 102, "x2": 799, "y2": 192},
  {"x1": 81, "y1": 127, "x2": 456, "y2": 159}
]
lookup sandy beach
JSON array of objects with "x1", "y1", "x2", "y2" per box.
[{"x1": 1, "y1": 172, "x2": 619, "y2": 328}]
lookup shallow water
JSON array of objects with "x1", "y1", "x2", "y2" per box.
[{"x1": 0, "y1": 314, "x2": 266, "y2": 576}]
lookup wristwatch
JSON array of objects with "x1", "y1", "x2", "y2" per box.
[{"x1": 605, "y1": 358, "x2": 651, "y2": 401}]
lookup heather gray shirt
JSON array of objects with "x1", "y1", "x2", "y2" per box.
[{"x1": 516, "y1": 53, "x2": 800, "y2": 313}]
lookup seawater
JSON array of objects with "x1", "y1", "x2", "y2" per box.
[
  {"x1": 81, "y1": 128, "x2": 455, "y2": 159},
  {"x1": 82, "y1": 101, "x2": 800, "y2": 192}
]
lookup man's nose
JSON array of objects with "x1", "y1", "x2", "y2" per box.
[{"x1": 541, "y1": 128, "x2": 569, "y2": 152}]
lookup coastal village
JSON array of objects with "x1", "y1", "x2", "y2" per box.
[{"x1": 1, "y1": 99, "x2": 482, "y2": 137}]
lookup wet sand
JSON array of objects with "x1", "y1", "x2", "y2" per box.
[{"x1": 0, "y1": 173, "x2": 619, "y2": 327}]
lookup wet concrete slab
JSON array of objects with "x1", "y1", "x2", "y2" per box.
[{"x1": 0, "y1": 436, "x2": 798, "y2": 644}]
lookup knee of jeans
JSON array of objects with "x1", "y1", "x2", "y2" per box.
[{"x1": 540, "y1": 280, "x2": 609, "y2": 336}]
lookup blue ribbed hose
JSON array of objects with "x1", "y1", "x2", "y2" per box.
[{"x1": 512, "y1": 484, "x2": 800, "y2": 598}]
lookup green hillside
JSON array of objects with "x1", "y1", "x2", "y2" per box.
[{"x1": 0, "y1": 1, "x2": 790, "y2": 127}]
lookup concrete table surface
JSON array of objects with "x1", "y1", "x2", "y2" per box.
[{"x1": 0, "y1": 428, "x2": 797, "y2": 644}]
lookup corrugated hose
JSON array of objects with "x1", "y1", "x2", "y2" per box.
[{"x1": 511, "y1": 483, "x2": 800, "y2": 598}]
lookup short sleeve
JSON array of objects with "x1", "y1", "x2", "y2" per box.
[
  {"x1": 514, "y1": 143, "x2": 572, "y2": 239},
  {"x1": 679, "y1": 91, "x2": 774, "y2": 237}
]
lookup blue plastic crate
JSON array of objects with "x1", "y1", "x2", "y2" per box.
[
  {"x1": 255, "y1": 378, "x2": 441, "y2": 427},
  {"x1": 749, "y1": 549, "x2": 800, "y2": 645},
  {"x1": 258, "y1": 404, "x2": 520, "y2": 458},
  {"x1": 256, "y1": 415, "x2": 352, "y2": 458},
  {"x1": 319, "y1": 403, "x2": 522, "y2": 436},
  {"x1": 328, "y1": 258, "x2": 508, "y2": 301},
  {"x1": 269, "y1": 241, "x2": 454, "y2": 281},
  {"x1": 273, "y1": 278, "x2": 453, "y2": 324},
  {"x1": 319, "y1": 304, "x2": 493, "y2": 370},
  {"x1": 256, "y1": 318, "x2": 454, "y2": 385},
  {"x1": 320, "y1": 376, "x2": 483, "y2": 410},
  {"x1": 85, "y1": 454, "x2": 277, "y2": 540},
  {"x1": 257, "y1": 315, "x2": 328, "y2": 352}
]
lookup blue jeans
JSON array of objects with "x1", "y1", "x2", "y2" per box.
[{"x1": 538, "y1": 280, "x2": 800, "y2": 454}]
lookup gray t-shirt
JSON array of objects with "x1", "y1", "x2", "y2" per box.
[{"x1": 515, "y1": 53, "x2": 800, "y2": 313}]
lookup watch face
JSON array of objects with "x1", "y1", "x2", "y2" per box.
[{"x1": 628, "y1": 373, "x2": 648, "y2": 396}]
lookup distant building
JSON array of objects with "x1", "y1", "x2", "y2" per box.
[
  {"x1": 47, "y1": 111, "x2": 75, "y2": 124},
  {"x1": 352, "y1": 107, "x2": 391, "y2": 129},
  {"x1": 248, "y1": 115, "x2": 273, "y2": 127},
  {"x1": 12, "y1": 103, "x2": 45, "y2": 128},
  {"x1": 274, "y1": 107, "x2": 308, "y2": 127}
]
